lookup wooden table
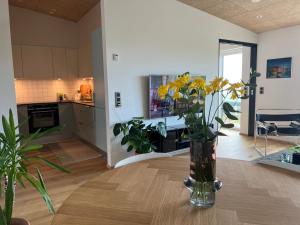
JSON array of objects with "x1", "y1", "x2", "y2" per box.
[{"x1": 52, "y1": 156, "x2": 300, "y2": 225}]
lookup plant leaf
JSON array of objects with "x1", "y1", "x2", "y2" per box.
[
  {"x1": 5, "y1": 170, "x2": 15, "y2": 225},
  {"x1": 23, "y1": 172, "x2": 55, "y2": 214},
  {"x1": 215, "y1": 117, "x2": 225, "y2": 126},
  {"x1": 0, "y1": 207, "x2": 7, "y2": 225},
  {"x1": 30, "y1": 156, "x2": 70, "y2": 173},
  {"x1": 113, "y1": 123, "x2": 122, "y2": 136},
  {"x1": 223, "y1": 110, "x2": 238, "y2": 120},
  {"x1": 127, "y1": 145, "x2": 134, "y2": 152},
  {"x1": 21, "y1": 144, "x2": 43, "y2": 153},
  {"x1": 223, "y1": 102, "x2": 239, "y2": 113}
]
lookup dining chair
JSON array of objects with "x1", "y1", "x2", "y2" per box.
[{"x1": 114, "y1": 152, "x2": 172, "y2": 168}]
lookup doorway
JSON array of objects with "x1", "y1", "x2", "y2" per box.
[{"x1": 219, "y1": 39, "x2": 257, "y2": 136}]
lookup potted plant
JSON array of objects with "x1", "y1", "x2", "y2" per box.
[
  {"x1": 113, "y1": 118, "x2": 167, "y2": 154},
  {"x1": 158, "y1": 72, "x2": 259, "y2": 208},
  {"x1": 0, "y1": 110, "x2": 69, "y2": 225}
]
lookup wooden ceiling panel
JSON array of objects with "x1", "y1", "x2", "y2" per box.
[
  {"x1": 9, "y1": 0, "x2": 100, "y2": 22},
  {"x1": 178, "y1": 0, "x2": 300, "y2": 33},
  {"x1": 204, "y1": 1, "x2": 248, "y2": 20}
]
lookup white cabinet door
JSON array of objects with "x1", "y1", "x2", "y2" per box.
[
  {"x1": 12, "y1": 45, "x2": 23, "y2": 79},
  {"x1": 22, "y1": 45, "x2": 54, "y2": 79},
  {"x1": 66, "y1": 48, "x2": 78, "y2": 79},
  {"x1": 52, "y1": 48, "x2": 68, "y2": 80},
  {"x1": 79, "y1": 45, "x2": 93, "y2": 78}
]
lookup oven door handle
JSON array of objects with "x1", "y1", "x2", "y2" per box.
[{"x1": 30, "y1": 110, "x2": 57, "y2": 114}]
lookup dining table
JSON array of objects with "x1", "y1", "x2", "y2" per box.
[{"x1": 52, "y1": 156, "x2": 300, "y2": 225}]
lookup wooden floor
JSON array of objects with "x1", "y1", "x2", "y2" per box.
[
  {"x1": 14, "y1": 139, "x2": 108, "y2": 225},
  {"x1": 13, "y1": 132, "x2": 291, "y2": 225}
]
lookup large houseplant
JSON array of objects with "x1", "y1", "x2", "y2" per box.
[
  {"x1": 0, "y1": 110, "x2": 69, "y2": 225},
  {"x1": 158, "y1": 72, "x2": 259, "y2": 207},
  {"x1": 113, "y1": 118, "x2": 167, "y2": 154}
]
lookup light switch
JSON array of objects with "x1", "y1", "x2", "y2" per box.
[
  {"x1": 112, "y1": 54, "x2": 119, "y2": 61},
  {"x1": 115, "y1": 92, "x2": 121, "y2": 107}
]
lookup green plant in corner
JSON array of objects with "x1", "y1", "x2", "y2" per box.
[
  {"x1": 0, "y1": 110, "x2": 69, "y2": 225},
  {"x1": 113, "y1": 118, "x2": 167, "y2": 154}
]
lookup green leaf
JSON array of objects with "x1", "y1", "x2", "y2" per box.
[
  {"x1": 224, "y1": 110, "x2": 238, "y2": 120},
  {"x1": 21, "y1": 144, "x2": 43, "y2": 153},
  {"x1": 23, "y1": 172, "x2": 55, "y2": 214},
  {"x1": 223, "y1": 123, "x2": 235, "y2": 129},
  {"x1": 30, "y1": 156, "x2": 70, "y2": 173},
  {"x1": 215, "y1": 117, "x2": 225, "y2": 126},
  {"x1": 0, "y1": 207, "x2": 7, "y2": 225},
  {"x1": 157, "y1": 122, "x2": 167, "y2": 138},
  {"x1": 127, "y1": 145, "x2": 134, "y2": 152},
  {"x1": 8, "y1": 110, "x2": 15, "y2": 136},
  {"x1": 5, "y1": 170, "x2": 15, "y2": 225},
  {"x1": 2, "y1": 116, "x2": 15, "y2": 147},
  {"x1": 223, "y1": 102, "x2": 239, "y2": 113},
  {"x1": 113, "y1": 123, "x2": 122, "y2": 136},
  {"x1": 121, "y1": 136, "x2": 129, "y2": 145},
  {"x1": 216, "y1": 131, "x2": 227, "y2": 136}
]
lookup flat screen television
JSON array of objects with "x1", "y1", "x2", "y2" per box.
[
  {"x1": 149, "y1": 75, "x2": 177, "y2": 119},
  {"x1": 149, "y1": 75, "x2": 205, "y2": 119}
]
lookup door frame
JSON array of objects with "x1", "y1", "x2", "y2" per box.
[{"x1": 219, "y1": 39, "x2": 258, "y2": 136}]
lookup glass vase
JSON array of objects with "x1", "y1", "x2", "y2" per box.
[{"x1": 184, "y1": 138, "x2": 222, "y2": 208}]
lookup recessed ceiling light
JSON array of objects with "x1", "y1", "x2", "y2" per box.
[
  {"x1": 256, "y1": 15, "x2": 263, "y2": 19},
  {"x1": 252, "y1": 0, "x2": 261, "y2": 3}
]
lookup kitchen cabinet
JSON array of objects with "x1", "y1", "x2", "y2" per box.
[
  {"x1": 73, "y1": 103, "x2": 95, "y2": 144},
  {"x1": 12, "y1": 45, "x2": 23, "y2": 79},
  {"x1": 66, "y1": 48, "x2": 79, "y2": 79},
  {"x1": 22, "y1": 45, "x2": 54, "y2": 79},
  {"x1": 79, "y1": 45, "x2": 93, "y2": 78},
  {"x1": 17, "y1": 105, "x2": 29, "y2": 137},
  {"x1": 52, "y1": 48, "x2": 68, "y2": 80},
  {"x1": 59, "y1": 103, "x2": 74, "y2": 138}
]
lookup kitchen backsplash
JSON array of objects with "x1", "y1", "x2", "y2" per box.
[{"x1": 15, "y1": 79, "x2": 94, "y2": 103}]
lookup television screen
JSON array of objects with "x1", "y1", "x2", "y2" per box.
[
  {"x1": 149, "y1": 75, "x2": 177, "y2": 119},
  {"x1": 149, "y1": 75, "x2": 205, "y2": 119}
]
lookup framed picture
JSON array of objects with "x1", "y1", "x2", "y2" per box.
[{"x1": 266, "y1": 57, "x2": 292, "y2": 79}]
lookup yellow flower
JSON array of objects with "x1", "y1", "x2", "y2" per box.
[
  {"x1": 204, "y1": 85, "x2": 213, "y2": 95},
  {"x1": 239, "y1": 89, "x2": 246, "y2": 96},
  {"x1": 230, "y1": 82, "x2": 243, "y2": 89},
  {"x1": 189, "y1": 78, "x2": 206, "y2": 90},
  {"x1": 174, "y1": 73, "x2": 190, "y2": 89},
  {"x1": 157, "y1": 85, "x2": 169, "y2": 99},
  {"x1": 173, "y1": 91, "x2": 181, "y2": 100},
  {"x1": 231, "y1": 91, "x2": 238, "y2": 100},
  {"x1": 220, "y1": 79, "x2": 229, "y2": 89},
  {"x1": 210, "y1": 77, "x2": 223, "y2": 92}
]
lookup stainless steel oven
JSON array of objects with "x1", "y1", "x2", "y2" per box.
[{"x1": 28, "y1": 103, "x2": 59, "y2": 134}]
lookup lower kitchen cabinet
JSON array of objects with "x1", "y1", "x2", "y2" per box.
[
  {"x1": 58, "y1": 103, "x2": 74, "y2": 139},
  {"x1": 73, "y1": 103, "x2": 96, "y2": 144}
]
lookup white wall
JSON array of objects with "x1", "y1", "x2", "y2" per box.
[
  {"x1": 257, "y1": 25, "x2": 300, "y2": 111},
  {"x1": 78, "y1": 2, "x2": 101, "y2": 76},
  {"x1": 0, "y1": 0, "x2": 17, "y2": 126},
  {"x1": 101, "y1": 0, "x2": 257, "y2": 166},
  {"x1": 10, "y1": 6, "x2": 79, "y2": 48}
]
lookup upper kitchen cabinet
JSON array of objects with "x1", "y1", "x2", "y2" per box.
[
  {"x1": 79, "y1": 45, "x2": 93, "y2": 78},
  {"x1": 22, "y1": 45, "x2": 54, "y2": 80},
  {"x1": 66, "y1": 48, "x2": 79, "y2": 79},
  {"x1": 52, "y1": 47, "x2": 68, "y2": 80},
  {"x1": 12, "y1": 45, "x2": 24, "y2": 79}
]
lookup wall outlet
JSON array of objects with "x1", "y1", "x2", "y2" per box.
[{"x1": 259, "y1": 87, "x2": 264, "y2": 94}]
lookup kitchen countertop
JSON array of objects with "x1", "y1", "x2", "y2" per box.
[{"x1": 17, "y1": 100, "x2": 95, "y2": 107}]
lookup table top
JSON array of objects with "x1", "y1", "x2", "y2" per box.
[{"x1": 52, "y1": 156, "x2": 300, "y2": 225}]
